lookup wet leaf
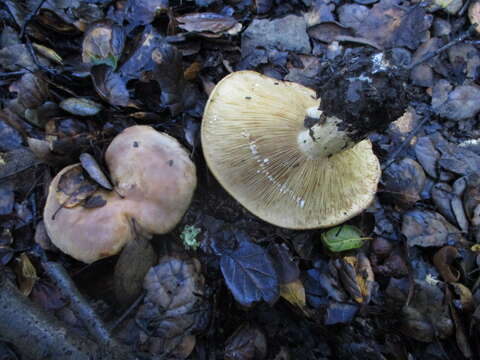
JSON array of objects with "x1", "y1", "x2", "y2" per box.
[
  {"x1": 268, "y1": 243, "x2": 299, "y2": 284},
  {"x1": 59, "y1": 98, "x2": 102, "y2": 116},
  {"x1": 334, "y1": 254, "x2": 374, "y2": 304},
  {"x1": 279, "y1": 279, "x2": 306, "y2": 310},
  {"x1": 9, "y1": 72, "x2": 49, "y2": 110},
  {"x1": 307, "y1": 22, "x2": 352, "y2": 44},
  {"x1": 82, "y1": 20, "x2": 125, "y2": 69},
  {"x1": 469, "y1": 1, "x2": 480, "y2": 34},
  {"x1": 432, "y1": 183, "x2": 457, "y2": 224},
  {"x1": 119, "y1": 28, "x2": 161, "y2": 81},
  {"x1": 449, "y1": 298, "x2": 473, "y2": 358},
  {"x1": 350, "y1": 0, "x2": 431, "y2": 50},
  {"x1": 114, "y1": 232, "x2": 157, "y2": 305},
  {"x1": 0, "y1": 44, "x2": 49, "y2": 71},
  {"x1": 14, "y1": 253, "x2": 38, "y2": 296},
  {"x1": 400, "y1": 280, "x2": 453, "y2": 342},
  {"x1": 32, "y1": 43, "x2": 63, "y2": 65},
  {"x1": 79, "y1": 153, "x2": 112, "y2": 190},
  {"x1": 433, "y1": 84, "x2": 480, "y2": 121},
  {"x1": 126, "y1": 0, "x2": 168, "y2": 25},
  {"x1": 402, "y1": 210, "x2": 462, "y2": 247},
  {"x1": 0, "y1": 185, "x2": 14, "y2": 215},
  {"x1": 220, "y1": 232, "x2": 279, "y2": 307},
  {"x1": 383, "y1": 158, "x2": 426, "y2": 209},
  {"x1": 177, "y1": 13, "x2": 239, "y2": 34},
  {"x1": 450, "y1": 282, "x2": 474, "y2": 312},
  {"x1": 305, "y1": 267, "x2": 348, "y2": 308},
  {"x1": 137, "y1": 255, "x2": 206, "y2": 358},
  {"x1": 414, "y1": 136, "x2": 440, "y2": 178},
  {"x1": 464, "y1": 174, "x2": 480, "y2": 220},
  {"x1": 82, "y1": 195, "x2": 107, "y2": 209},
  {"x1": 91, "y1": 65, "x2": 130, "y2": 107},
  {"x1": 225, "y1": 323, "x2": 267, "y2": 360},
  {"x1": 55, "y1": 165, "x2": 97, "y2": 208},
  {"x1": 321, "y1": 225, "x2": 370, "y2": 252},
  {"x1": 433, "y1": 246, "x2": 460, "y2": 283},
  {"x1": 324, "y1": 302, "x2": 359, "y2": 325},
  {"x1": 152, "y1": 43, "x2": 185, "y2": 116},
  {"x1": 255, "y1": 0, "x2": 272, "y2": 14}
]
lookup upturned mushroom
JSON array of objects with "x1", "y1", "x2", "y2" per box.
[
  {"x1": 44, "y1": 125, "x2": 196, "y2": 263},
  {"x1": 201, "y1": 71, "x2": 381, "y2": 229}
]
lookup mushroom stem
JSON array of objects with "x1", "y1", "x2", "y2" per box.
[{"x1": 298, "y1": 107, "x2": 356, "y2": 160}]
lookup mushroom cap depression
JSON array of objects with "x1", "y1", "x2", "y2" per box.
[
  {"x1": 201, "y1": 71, "x2": 380, "y2": 229},
  {"x1": 44, "y1": 126, "x2": 196, "y2": 263}
]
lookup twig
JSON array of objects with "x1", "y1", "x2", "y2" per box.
[
  {"x1": 406, "y1": 25, "x2": 476, "y2": 69},
  {"x1": 19, "y1": 0, "x2": 48, "y2": 40},
  {"x1": 0, "y1": 70, "x2": 28, "y2": 78},
  {"x1": 110, "y1": 292, "x2": 145, "y2": 332},
  {"x1": 42, "y1": 260, "x2": 118, "y2": 347},
  {"x1": 381, "y1": 108, "x2": 431, "y2": 171}
]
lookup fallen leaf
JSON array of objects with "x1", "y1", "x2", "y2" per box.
[
  {"x1": 91, "y1": 65, "x2": 130, "y2": 107},
  {"x1": 79, "y1": 152, "x2": 113, "y2": 190},
  {"x1": 220, "y1": 232, "x2": 279, "y2": 307},
  {"x1": 321, "y1": 225, "x2": 370, "y2": 252},
  {"x1": 82, "y1": 20, "x2": 125, "y2": 69},
  {"x1": 177, "y1": 13, "x2": 239, "y2": 34},
  {"x1": 279, "y1": 279, "x2": 307, "y2": 310},
  {"x1": 59, "y1": 98, "x2": 103, "y2": 117},
  {"x1": 402, "y1": 210, "x2": 463, "y2": 247},
  {"x1": 152, "y1": 43, "x2": 186, "y2": 116},
  {"x1": 14, "y1": 253, "x2": 38, "y2": 296},
  {"x1": 137, "y1": 255, "x2": 206, "y2": 358},
  {"x1": 55, "y1": 165, "x2": 97, "y2": 208},
  {"x1": 126, "y1": 0, "x2": 168, "y2": 25},
  {"x1": 225, "y1": 323, "x2": 267, "y2": 360},
  {"x1": 433, "y1": 246, "x2": 460, "y2": 283},
  {"x1": 351, "y1": 0, "x2": 431, "y2": 50}
]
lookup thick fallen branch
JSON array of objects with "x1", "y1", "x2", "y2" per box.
[{"x1": 0, "y1": 272, "x2": 98, "y2": 360}]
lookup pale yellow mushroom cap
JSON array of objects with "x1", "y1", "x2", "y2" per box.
[
  {"x1": 201, "y1": 71, "x2": 380, "y2": 229},
  {"x1": 44, "y1": 126, "x2": 197, "y2": 263}
]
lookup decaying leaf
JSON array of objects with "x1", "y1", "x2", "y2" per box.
[
  {"x1": 136, "y1": 255, "x2": 207, "y2": 359},
  {"x1": 91, "y1": 65, "x2": 131, "y2": 107},
  {"x1": 402, "y1": 210, "x2": 463, "y2": 247},
  {"x1": 114, "y1": 230, "x2": 157, "y2": 306},
  {"x1": 55, "y1": 165, "x2": 97, "y2": 208},
  {"x1": 382, "y1": 158, "x2": 426, "y2": 209},
  {"x1": 82, "y1": 20, "x2": 125, "y2": 69},
  {"x1": 177, "y1": 13, "x2": 240, "y2": 34},
  {"x1": 225, "y1": 323, "x2": 267, "y2": 360},
  {"x1": 279, "y1": 279, "x2": 307, "y2": 310},
  {"x1": 152, "y1": 43, "x2": 186, "y2": 116},
  {"x1": 450, "y1": 282, "x2": 474, "y2": 312},
  {"x1": 126, "y1": 0, "x2": 168, "y2": 25},
  {"x1": 334, "y1": 253, "x2": 374, "y2": 304},
  {"x1": 321, "y1": 225, "x2": 371, "y2": 252},
  {"x1": 349, "y1": 0, "x2": 431, "y2": 49},
  {"x1": 219, "y1": 232, "x2": 279, "y2": 307},
  {"x1": 400, "y1": 280, "x2": 453, "y2": 342},
  {"x1": 14, "y1": 253, "x2": 38, "y2": 296},
  {"x1": 269, "y1": 243, "x2": 299, "y2": 284},
  {"x1": 79, "y1": 153, "x2": 112, "y2": 190},
  {"x1": 433, "y1": 246, "x2": 460, "y2": 283}
]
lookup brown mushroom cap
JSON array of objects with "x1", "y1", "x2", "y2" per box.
[
  {"x1": 44, "y1": 125, "x2": 196, "y2": 263},
  {"x1": 201, "y1": 71, "x2": 380, "y2": 229}
]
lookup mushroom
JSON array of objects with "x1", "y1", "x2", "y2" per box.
[
  {"x1": 44, "y1": 125, "x2": 196, "y2": 263},
  {"x1": 201, "y1": 71, "x2": 380, "y2": 229}
]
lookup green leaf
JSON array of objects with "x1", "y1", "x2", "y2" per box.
[{"x1": 321, "y1": 225, "x2": 371, "y2": 252}]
